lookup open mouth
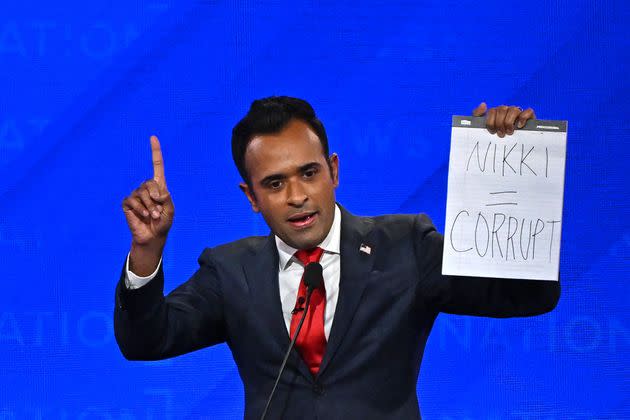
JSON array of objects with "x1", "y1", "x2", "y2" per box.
[{"x1": 287, "y1": 212, "x2": 318, "y2": 228}]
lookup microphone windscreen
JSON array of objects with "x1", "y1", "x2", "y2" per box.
[{"x1": 303, "y1": 262, "x2": 323, "y2": 290}]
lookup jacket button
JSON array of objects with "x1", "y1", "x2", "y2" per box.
[{"x1": 312, "y1": 383, "x2": 324, "y2": 395}]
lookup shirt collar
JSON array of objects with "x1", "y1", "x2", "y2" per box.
[{"x1": 275, "y1": 204, "x2": 341, "y2": 270}]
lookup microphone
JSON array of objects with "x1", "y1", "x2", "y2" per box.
[
  {"x1": 303, "y1": 262, "x2": 323, "y2": 291},
  {"x1": 291, "y1": 297, "x2": 306, "y2": 314},
  {"x1": 260, "y1": 262, "x2": 324, "y2": 420}
]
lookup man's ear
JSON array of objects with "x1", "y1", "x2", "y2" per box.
[
  {"x1": 239, "y1": 182, "x2": 260, "y2": 212},
  {"x1": 328, "y1": 153, "x2": 340, "y2": 188}
]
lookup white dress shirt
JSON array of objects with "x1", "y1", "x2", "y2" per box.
[
  {"x1": 275, "y1": 204, "x2": 341, "y2": 339},
  {"x1": 125, "y1": 204, "x2": 342, "y2": 340}
]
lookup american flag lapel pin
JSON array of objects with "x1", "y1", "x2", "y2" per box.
[{"x1": 359, "y1": 243, "x2": 372, "y2": 255}]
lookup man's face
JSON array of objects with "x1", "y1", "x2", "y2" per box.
[{"x1": 240, "y1": 119, "x2": 339, "y2": 250}]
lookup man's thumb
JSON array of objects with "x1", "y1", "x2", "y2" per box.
[{"x1": 472, "y1": 102, "x2": 487, "y2": 117}]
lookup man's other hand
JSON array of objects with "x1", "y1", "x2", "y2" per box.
[{"x1": 472, "y1": 102, "x2": 536, "y2": 138}]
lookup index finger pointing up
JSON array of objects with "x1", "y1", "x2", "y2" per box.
[{"x1": 150, "y1": 135, "x2": 167, "y2": 188}]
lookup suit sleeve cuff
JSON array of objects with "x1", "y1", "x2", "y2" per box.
[
  {"x1": 116, "y1": 255, "x2": 165, "y2": 315},
  {"x1": 125, "y1": 252, "x2": 162, "y2": 289}
]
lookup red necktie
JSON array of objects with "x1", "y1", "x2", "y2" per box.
[{"x1": 290, "y1": 247, "x2": 326, "y2": 376}]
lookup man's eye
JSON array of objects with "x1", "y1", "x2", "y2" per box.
[
  {"x1": 269, "y1": 180, "x2": 283, "y2": 189},
  {"x1": 304, "y1": 169, "x2": 317, "y2": 178}
]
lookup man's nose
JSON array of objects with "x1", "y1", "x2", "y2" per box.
[{"x1": 286, "y1": 180, "x2": 308, "y2": 206}]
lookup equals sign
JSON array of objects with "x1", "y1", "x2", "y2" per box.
[{"x1": 486, "y1": 191, "x2": 518, "y2": 207}]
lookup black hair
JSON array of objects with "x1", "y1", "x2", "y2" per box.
[{"x1": 231, "y1": 96, "x2": 330, "y2": 184}]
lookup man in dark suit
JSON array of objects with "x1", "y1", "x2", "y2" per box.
[{"x1": 115, "y1": 96, "x2": 559, "y2": 419}]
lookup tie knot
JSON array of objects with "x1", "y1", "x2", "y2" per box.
[{"x1": 294, "y1": 247, "x2": 324, "y2": 266}]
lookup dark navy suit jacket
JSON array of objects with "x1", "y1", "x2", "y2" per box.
[{"x1": 114, "y1": 206, "x2": 560, "y2": 419}]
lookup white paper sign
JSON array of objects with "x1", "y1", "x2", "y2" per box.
[{"x1": 442, "y1": 116, "x2": 567, "y2": 281}]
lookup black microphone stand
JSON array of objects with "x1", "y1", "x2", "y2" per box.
[{"x1": 260, "y1": 263, "x2": 322, "y2": 420}]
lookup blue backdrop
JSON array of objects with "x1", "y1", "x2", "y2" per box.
[{"x1": 1, "y1": 1, "x2": 628, "y2": 418}]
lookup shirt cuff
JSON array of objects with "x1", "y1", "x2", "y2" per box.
[{"x1": 125, "y1": 252, "x2": 162, "y2": 290}]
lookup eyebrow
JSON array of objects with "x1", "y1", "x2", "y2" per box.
[{"x1": 259, "y1": 162, "x2": 322, "y2": 186}]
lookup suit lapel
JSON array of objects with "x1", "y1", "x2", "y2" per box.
[
  {"x1": 242, "y1": 234, "x2": 314, "y2": 381},
  {"x1": 318, "y1": 206, "x2": 375, "y2": 377}
]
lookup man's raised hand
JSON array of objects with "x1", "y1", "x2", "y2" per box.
[{"x1": 122, "y1": 135, "x2": 175, "y2": 250}]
